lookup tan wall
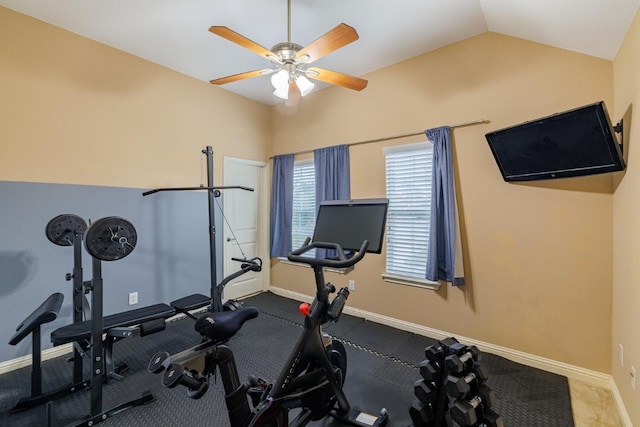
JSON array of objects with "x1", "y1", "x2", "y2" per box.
[
  {"x1": 613, "y1": 10, "x2": 640, "y2": 425},
  {"x1": 0, "y1": 7, "x2": 271, "y2": 188},
  {"x1": 270, "y1": 32, "x2": 615, "y2": 373}
]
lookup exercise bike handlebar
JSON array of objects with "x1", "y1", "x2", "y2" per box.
[
  {"x1": 287, "y1": 238, "x2": 369, "y2": 269},
  {"x1": 231, "y1": 257, "x2": 262, "y2": 272},
  {"x1": 217, "y1": 257, "x2": 262, "y2": 292}
]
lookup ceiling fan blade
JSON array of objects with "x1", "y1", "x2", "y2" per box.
[
  {"x1": 209, "y1": 26, "x2": 278, "y2": 61},
  {"x1": 295, "y1": 23, "x2": 359, "y2": 64},
  {"x1": 210, "y1": 69, "x2": 274, "y2": 85},
  {"x1": 286, "y1": 80, "x2": 301, "y2": 107},
  {"x1": 305, "y1": 67, "x2": 368, "y2": 91}
]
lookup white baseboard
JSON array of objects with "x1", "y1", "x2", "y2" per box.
[
  {"x1": 268, "y1": 286, "x2": 611, "y2": 388},
  {"x1": 0, "y1": 344, "x2": 73, "y2": 375},
  {"x1": 610, "y1": 377, "x2": 634, "y2": 427}
]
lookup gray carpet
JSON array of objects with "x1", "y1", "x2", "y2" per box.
[{"x1": 0, "y1": 291, "x2": 574, "y2": 426}]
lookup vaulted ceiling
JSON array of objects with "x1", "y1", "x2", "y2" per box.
[{"x1": 2, "y1": 0, "x2": 638, "y2": 105}]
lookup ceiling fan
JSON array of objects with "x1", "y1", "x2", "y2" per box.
[{"x1": 208, "y1": 0, "x2": 368, "y2": 106}]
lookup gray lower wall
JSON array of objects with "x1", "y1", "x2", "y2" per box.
[{"x1": 1, "y1": 180, "x2": 223, "y2": 363}]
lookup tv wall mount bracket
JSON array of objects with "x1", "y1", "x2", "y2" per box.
[{"x1": 614, "y1": 119, "x2": 624, "y2": 152}]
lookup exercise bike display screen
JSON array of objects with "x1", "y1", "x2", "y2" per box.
[{"x1": 312, "y1": 198, "x2": 389, "y2": 254}]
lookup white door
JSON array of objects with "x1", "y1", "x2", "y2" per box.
[{"x1": 222, "y1": 157, "x2": 266, "y2": 301}]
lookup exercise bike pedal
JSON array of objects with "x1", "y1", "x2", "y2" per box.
[
  {"x1": 247, "y1": 375, "x2": 269, "y2": 388},
  {"x1": 246, "y1": 376, "x2": 271, "y2": 407},
  {"x1": 330, "y1": 407, "x2": 389, "y2": 427}
]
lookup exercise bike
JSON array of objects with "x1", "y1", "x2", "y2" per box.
[{"x1": 148, "y1": 238, "x2": 389, "y2": 427}]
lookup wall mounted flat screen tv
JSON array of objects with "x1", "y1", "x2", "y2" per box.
[
  {"x1": 485, "y1": 101, "x2": 624, "y2": 182},
  {"x1": 312, "y1": 198, "x2": 389, "y2": 254}
]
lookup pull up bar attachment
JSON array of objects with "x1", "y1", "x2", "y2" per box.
[{"x1": 142, "y1": 185, "x2": 254, "y2": 197}]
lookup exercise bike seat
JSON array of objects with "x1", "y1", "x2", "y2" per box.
[{"x1": 195, "y1": 307, "x2": 258, "y2": 343}]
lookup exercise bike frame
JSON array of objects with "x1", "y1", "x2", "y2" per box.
[{"x1": 150, "y1": 240, "x2": 388, "y2": 427}]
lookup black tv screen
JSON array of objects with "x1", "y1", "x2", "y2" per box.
[
  {"x1": 312, "y1": 198, "x2": 388, "y2": 254},
  {"x1": 485, "y1": 101, "x2": 624, "y2": 182}
]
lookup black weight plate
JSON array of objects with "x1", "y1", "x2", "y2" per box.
[
  {"x1": 223, "y1": 299, "x2": 244, "y2": 311},
  {"x1": 85, "y1": 216, "x2": 137, "y2": 261},
  {"x1": 46, "y1": 214, "x2": 88, "y2": 246}
]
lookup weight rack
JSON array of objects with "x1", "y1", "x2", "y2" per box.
[{"x1": 409, "y1": 337, "x2": 504, "y2": 427}]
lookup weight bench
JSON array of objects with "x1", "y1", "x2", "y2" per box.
[
  {"x1": 51, "y1": 303, "x2": 176, "y2": 383},
  {"x1": 10, "y1": 292, "x2": 210, "y2": 414},
  {"x1": 9, "y1": 293, "x2": 64, "y2": 412}
]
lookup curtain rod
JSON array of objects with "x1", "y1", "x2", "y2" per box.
[{"x1": 270, "y1": 119, "x2": 490, "y2": 158}]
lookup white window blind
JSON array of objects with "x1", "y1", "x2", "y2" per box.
[
  {"x1": 292, "y1": 160, "x2": 316, "y2": 250},
  {"x1": 384, "y1": 143, "x2": 433, "y2": 279}
]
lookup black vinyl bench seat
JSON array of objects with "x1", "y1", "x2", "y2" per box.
[
  {"x1": 170, "y1": 293, "x2": 210, "y2": 314},
  {"x1": 51, "y1": 303, "x2": 175, "y2": 346}
]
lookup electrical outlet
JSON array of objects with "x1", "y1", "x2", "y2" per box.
[
  {"x1": 128, "y1": 292, "x2": 138, "y2": 306},
  {"x1": 348, "y1": 280, "x2": 355, "y2": 291},
  {"x1": 620, "y1": 344, "x2": 624, "y2": 367},
  {"x1": 632, "y1": 366, "x2": 636, "y2": 391}
]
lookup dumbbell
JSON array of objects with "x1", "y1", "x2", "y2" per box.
[
  {"x1": 424, "y1": 337, "x2": 459, "y2": 362},
  {"x1": 424, "y1": 344, "x2": 444, "y2": 363},
  {"x1": 162, "y1": 363, "x2": 209, "y2": 399},
  {"x1": 148, "y1": 351, "x2": 171, "y2": 373},
  {"x1": 449, "y1": 384, "x2": 497, "y2": 426},
  {"x1": 481, "y1": 407, "x2": 504, "y2": 427},
  {"x1": 424, "y1": 337, "x2": 462, "y2": 365},
  {"x1": 414, "y1": 379, "x2": 437, "y2": 404},
  {"x1": 444, "y1": 364, "x2": 488, "y2": 399},
  {"x1": 419, "y1": 359, "x2": 443, "y2": 383},
  {"x1": 439, "y1": 336, "x2": 460, "y2": 349},
  {"x1": 409, "y1": 398, "x2": 435, "y2": 426},
  {"x1": 445, "y1": 344, "x2": 480, "y2": 374}
]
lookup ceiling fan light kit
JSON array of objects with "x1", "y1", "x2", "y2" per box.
[
  {"x1": 208, "y1": 0, "x2": 368, "y2": 107},
  {"x1": 271, "y1": 69, "x2": 314, "y2": 100}
]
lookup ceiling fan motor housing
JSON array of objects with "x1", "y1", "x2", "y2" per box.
[{"x1": 271, "y1": 42, "x2": 303, "y2": 62}]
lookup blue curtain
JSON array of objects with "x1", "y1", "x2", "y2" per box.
[
  {"x1": 425, "y1": 127, "x2": 465, "y2": 285},
  {"x1": 314, "y1": 145, "x2": 351, "y2": 257},
  {"x1": 270, "y1": 154, "x2": 294, "y2": 257},
  {"x1": 314, "y1": 144, "x2": 351, "y2": 205}
]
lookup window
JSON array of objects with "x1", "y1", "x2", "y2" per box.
[
  {"x1": 383, "y1": 142, "x2": 434, "y2": 285},
  {"x1": 291, "y1": 160, "x2": 316, "y2": 250}
]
